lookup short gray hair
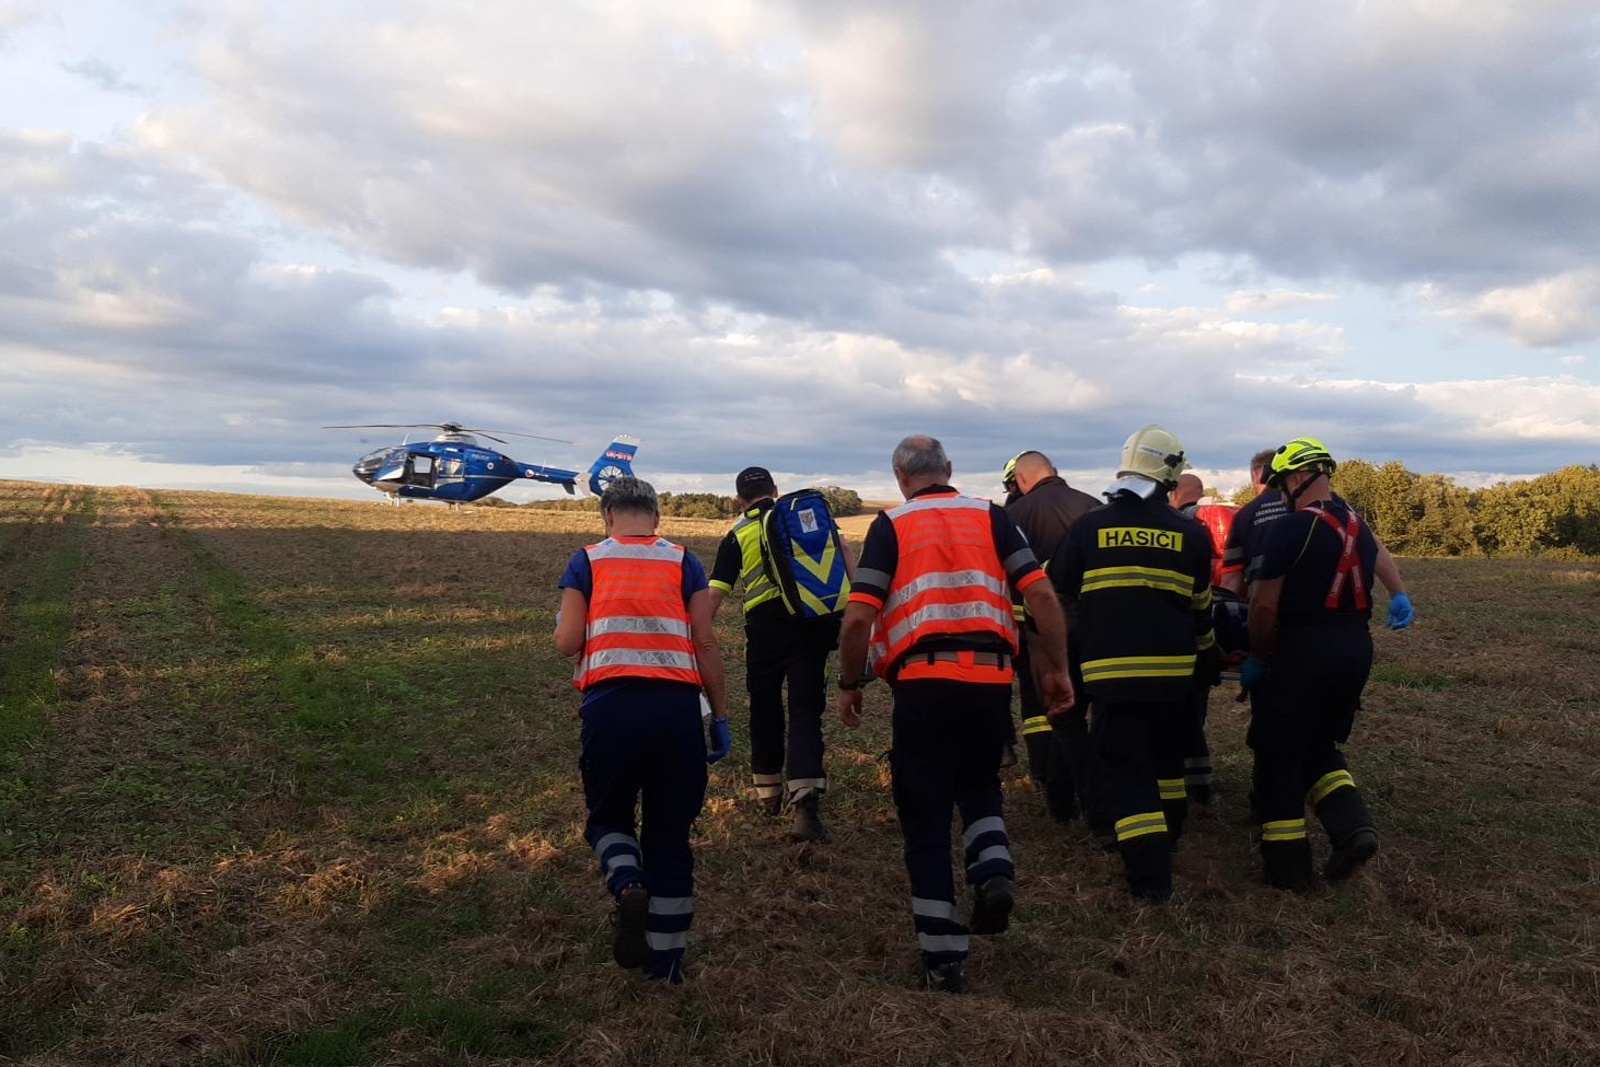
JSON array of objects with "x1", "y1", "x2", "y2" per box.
[
  {"x1": 892, "y1": 435, "x2": 949, "y2": 478},
  {"x1": 599, "y1": 476, "x2": 659, "y2": 516}
]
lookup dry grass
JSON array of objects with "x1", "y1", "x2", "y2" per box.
[{"x1": 1, "y1": 481, "x2": 1597, "y2": 1065}]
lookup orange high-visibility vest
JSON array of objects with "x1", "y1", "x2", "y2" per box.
[
  {"x1": 878, "y1": 493, "x2": 1019, "y2": 673},
  {"x1": 574, "y1": 537, "x2": 702, "y2": 690}
]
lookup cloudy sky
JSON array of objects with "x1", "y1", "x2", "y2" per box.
[{"x1": 2, "y1": 0, "x2": 1597, "y2": 502}]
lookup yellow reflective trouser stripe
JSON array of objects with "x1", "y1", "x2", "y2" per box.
[
  {"x1": 1021, "y1": 715, "x2": 1052, "y2": 736},
  {"x1": 1081, "y1": 655, "x2": 1197, "y2": 681},
  {"x1": 1157, "y1": 778, "x2": 1186, "y2": 801},
  {"x1": 1115, "y1": 812, "x2": 1167, "y2": 841},
  {"x1": 1261, "y1": 818, "x2": 1308, "y2": 842},
  {"x1": 1307, "y1": 769, "x2": 1356, "y2": 806}
]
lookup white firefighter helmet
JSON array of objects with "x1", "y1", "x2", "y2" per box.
[{"x1": 1116, "y1": 424, "x2": 1190, "y2": 487}]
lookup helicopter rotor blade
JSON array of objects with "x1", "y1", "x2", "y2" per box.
[
  {"x1": 465, "y1": 428, "x2": 574, "y2": 445},
  {"x1": 323, "y1": 423, "x2": 573, "y2": 446}
]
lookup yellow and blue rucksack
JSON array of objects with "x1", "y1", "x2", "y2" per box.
[{"x1": 759, "y1": 489, "x2": 850, "y2": 617}]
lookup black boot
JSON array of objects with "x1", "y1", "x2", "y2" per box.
[
  {"x1": 1323, "y1": 827, "x2": 1378, "y2": 881},
  {"x1": 922, "y1": 959, "x2": 966, "y2": 993},
  {"x1": 612, "y1": 883, "x2": 649, "y2": 969},
  {"x1": 970, "y1": 875, "x2": 1014, "y2": 935},
  {"x1": 1120, "y1": 835, "x2": 1173, "y2": 902},
  {"x1": 1261, "y1": 837, "x2": 1315, "y2": 892},
  {"x1": 790, "y1": 794, "x2": 827, "y2": 843}
]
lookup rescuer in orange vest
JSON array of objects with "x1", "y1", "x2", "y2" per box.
[
  {"x1": 835, "y1": 435, "x2": 1074, "y2": 993},
  {"x1": 554, "y1": 477, "x2": 730, "y2": 982}
]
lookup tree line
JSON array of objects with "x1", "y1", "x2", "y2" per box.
[
  {"x1": 1246, "y1": 462, "x2": 1600, "y2": 559},
  {"x1": 512, "y1": 486, "x2": 865, "y2": 520}
]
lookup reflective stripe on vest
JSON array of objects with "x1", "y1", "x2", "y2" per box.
[
  {"x1": 731, "y1": 510, "x2": 780, "y2": 611},
  {"x1": 575, "y1": 537, "x2": 702, "y2": 690},
  {"x1": 1307, "y1": 505, "x2": 1370, "y2": 612},
  {"x1": 878, "y1": 493, "x2": 1018, "y2": 670}
]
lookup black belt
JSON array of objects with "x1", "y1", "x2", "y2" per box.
[{"x1": 913, "y1": 650, "x2": 1011, "y2": 668}]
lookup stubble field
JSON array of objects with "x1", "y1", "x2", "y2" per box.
[{"x1": 1, "y1": 480, "x2": 1597, "y2": 1065}]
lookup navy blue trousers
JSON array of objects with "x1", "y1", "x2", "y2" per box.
[
  {"x1": 580, "y1": 682, "x2": 708, "y2": 979},
  {"x1": 889, "y1": 679, "x2": 1015, "y2": 967}
]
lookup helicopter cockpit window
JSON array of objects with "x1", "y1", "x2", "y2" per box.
[{"x1": 438, "y1": 457, "x2": 464, "y2": 482}]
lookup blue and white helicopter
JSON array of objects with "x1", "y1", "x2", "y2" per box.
[{"x1": 326, "y1": 423, "x2": 640, "y2": 504}]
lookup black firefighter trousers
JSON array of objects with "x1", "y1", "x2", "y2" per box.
[
  {"x1": 1092, "y1": 699, "x2": 1190, "y2": 900},
  {"x1": 1248, "y1": 621, "x2": 1376, "y2": 889}
]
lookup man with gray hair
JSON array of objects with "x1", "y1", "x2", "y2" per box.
[
  {"x1": 835, "y1": 435, "x2": 1075, "y2": 993},
  {"x1": 554, "y1": 476, "x2": 730, "y2": 983}
]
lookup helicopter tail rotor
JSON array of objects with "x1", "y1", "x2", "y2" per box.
[{"x1": 585, "y1": 435, "x2": 642, "y2": 496}]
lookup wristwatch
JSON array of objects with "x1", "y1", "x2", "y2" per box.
[{"x1": 836, "y1": 676, "x2": 863, "y2": 691}]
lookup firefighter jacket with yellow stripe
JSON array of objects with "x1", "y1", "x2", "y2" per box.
[
  {"x1": 574, "y1": 537, "x2": 703, "y2": 691},
  {"x1": 1047, "y1": 494, "x2": 1216, "y2": 702},
  {"x1": 708, "y1": 501, "x2": 781, "y2": 616}
]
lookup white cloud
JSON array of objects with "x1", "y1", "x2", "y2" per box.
[
  {"x1": 1226, "y1": 289, "x2": 1338, "y2": 313},
  {"x1": 1467, "y1": 269, "x2": 1600, "y2": 347}
]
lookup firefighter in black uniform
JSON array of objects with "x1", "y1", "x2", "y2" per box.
[
  {"x1": 1242, "y1": 437, "x2": 1381, "y2": 890},
  {"x1": 1004, "y1": 450, "x2": 1102, "y2": 827},
  {"x1": 1049, "y1": 426, "x2": 1217, "y2": 901}
]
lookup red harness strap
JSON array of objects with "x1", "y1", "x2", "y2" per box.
[{"x1": 1307, "y1": 505, "x2": 1369, "y2": 611}]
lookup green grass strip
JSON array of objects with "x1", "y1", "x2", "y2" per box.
[
  {"x1": 150, "y1": 494, "x2": 417, "y2": 733},
  {"x1": 0, "y1": 489, "x2": 96, "y2": 745}
]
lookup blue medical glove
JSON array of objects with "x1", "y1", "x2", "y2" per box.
[
  {"x1": 1387, "y1": 592, "x2": 1414, "y2": 630},
  {"x1": 707, "y1": 717, "x2": 732, "y2": 764},
  {"x1": 1239, "y1": 655, "x2": 1270, "y2": 692}
]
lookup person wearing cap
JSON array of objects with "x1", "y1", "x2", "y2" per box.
[
  {"x1": 554, "y1": 477, "x2": 730, "y2": 982},
  {"x1": 709, "y1": 465, "x2": 847, "y2": 842},
  {"x1": 835, "y1": 435, "x2": 1074, "y2": 993},
  {"x1": 1048, "y1": 426, "x2": 1218, "y2": 901},
  {"x1": 1003, "y1": 450, "x2": 1103, "y2": 828},
  {"x1": 1242, "y1": 438, "x2": 1382, "y2": 890}
]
